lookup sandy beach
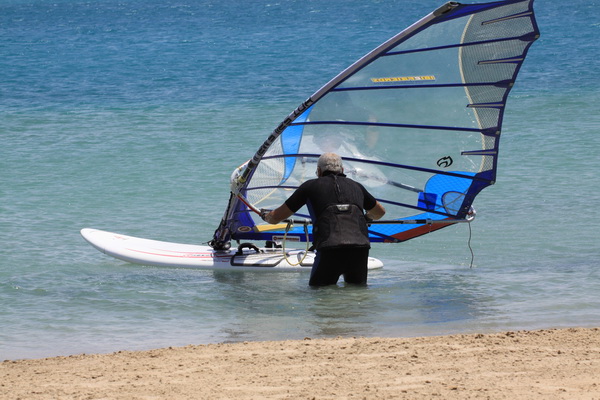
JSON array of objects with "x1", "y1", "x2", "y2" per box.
[{"x1": 2, "y1": 327, "x2": 599, "y2": 399}]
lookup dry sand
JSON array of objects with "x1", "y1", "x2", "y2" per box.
[{"x1": 2, "y1": 327, "x2": 599, "y2": 399}]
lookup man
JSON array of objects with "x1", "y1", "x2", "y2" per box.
[{"x1": 261, "y1": 152, "x2": 385, "y2": 286}]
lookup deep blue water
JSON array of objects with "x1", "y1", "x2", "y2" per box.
[{"x1": 1, "y1": 0, "x2": 599, "y2": 360}]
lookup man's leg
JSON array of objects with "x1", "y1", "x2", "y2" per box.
[
  {"x1": 309, "y1": 249, "x2": 342, "y2": 286},
  {"x1": 342, "y1": 248, "x2": 369, "y2": 285}
]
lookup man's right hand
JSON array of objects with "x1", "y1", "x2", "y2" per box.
[{"x1": 260, "y1": 209, "x2": 270, "y2": 222}]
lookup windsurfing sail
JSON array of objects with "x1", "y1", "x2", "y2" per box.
[{"x1": 210, "y1": 0, "x2": 539, "y2": 250}]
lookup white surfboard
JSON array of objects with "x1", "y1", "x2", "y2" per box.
[{"x1": 81, "y1": 228, "x2": 383, "y2": 272}]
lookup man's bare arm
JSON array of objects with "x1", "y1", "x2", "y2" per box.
[
  {"x1": 366, "y1": 201, "x2": 385, "y2": 220},
  {"x1": 262, "y1": 204, "x2": 294, "y2": 225}
]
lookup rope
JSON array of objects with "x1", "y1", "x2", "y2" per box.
[
  {"x1": 282, "y1": 220, "x2": 310, "y2": 266},
  {"x1": 467, "y1": 220, "x2": 475, "y2": 268}
]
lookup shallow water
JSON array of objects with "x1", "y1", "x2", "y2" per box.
[{"x1": 1, "y1": 0, "x2": 599, "y2": 360}]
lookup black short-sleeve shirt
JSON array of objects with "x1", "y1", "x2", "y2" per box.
[{"x1": 285, "y1": 173, "x2": 377, "y2": 219}]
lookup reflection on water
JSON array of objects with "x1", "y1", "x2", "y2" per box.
[{"x1": 211, "y1": 263, "x2": 493, "y2": 343}]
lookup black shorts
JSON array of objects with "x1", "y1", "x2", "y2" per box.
[{"x1": 309, "y1": 247, "x2": 369, "y2": 286}]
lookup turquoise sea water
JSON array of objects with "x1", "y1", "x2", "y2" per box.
[{"x1": 1, "y1": 0, "x2": 599, "y2": 360}]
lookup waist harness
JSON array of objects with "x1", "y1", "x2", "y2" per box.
[{"x1": 312, "y1": 175, "x2": 370, "y2": 250}]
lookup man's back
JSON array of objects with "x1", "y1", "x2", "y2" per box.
[{"x1": 285, "y1": 172, "x2": 376, "y2": 220}]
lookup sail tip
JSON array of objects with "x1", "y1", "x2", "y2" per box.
[{"x1": 434, "y1": 2, "x2": 460, "y2": 17}]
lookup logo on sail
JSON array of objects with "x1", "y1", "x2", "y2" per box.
[
  {"x1": 371, "y1": 75, "x2": 436, "y2": 83},
  {"x1": 437, "y1": 156, "x2": 453, "y2": 168}
]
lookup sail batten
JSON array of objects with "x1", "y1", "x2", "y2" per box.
[
  {"x1": 385, "y1": 33, "x2": 537, "y2": 57},
  {"x1": 482, "y1": 10, "x2": 534, "y2": 24},
  {"x1": 259, "y1": 154, "x2": 493, "y2": 181},
  {"x1": 292, "y1": 121, "x2": 491, "y2": 133},
  {"x1": 210, "y1": 0, "x2": 539, "y2": 249}
]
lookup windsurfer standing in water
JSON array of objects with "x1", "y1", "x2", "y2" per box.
[{"x1": 261, "y1": 153, "x2": 385, "y2": 286}]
